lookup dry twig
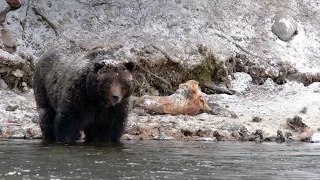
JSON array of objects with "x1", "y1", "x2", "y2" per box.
[
  {"x1": 203, "y1": 83, "x2": 235, "y2": 95},
  {"x1": 214, "y1": 32, "x2": 270, "y2": 59},
  {"x1": 32, "y1": 7, "x2": 59, "y2": 36},
  {"x1": 139, "y1": 67, "x2": 172, "y2": 88},
  {"x1": 151, "y1": 44, "x2": 179, "y2": 63},
  {"x1": 3, "y1": 123, "x2": 23, "y2": 126}
]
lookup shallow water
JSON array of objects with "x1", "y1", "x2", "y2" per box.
[{"x1": 0, "y1": 140, "x2": 319, "y2": 179}]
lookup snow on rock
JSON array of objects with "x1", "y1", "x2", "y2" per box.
[{"x1": 310, "y1": 132, "x2": 320, "y2": 143}]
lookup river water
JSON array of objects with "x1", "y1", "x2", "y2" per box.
[{"x1": 0, "y1": 140, "x2": 319, "y2": 179}]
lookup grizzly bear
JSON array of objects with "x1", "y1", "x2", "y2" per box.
[{"x1": 33, "y1": 47, "x2": 135, "y2": 144}]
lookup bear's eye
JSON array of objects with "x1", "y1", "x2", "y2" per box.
[{"x1": 104, "y1": 79, "x2": 111, "y2": 84}]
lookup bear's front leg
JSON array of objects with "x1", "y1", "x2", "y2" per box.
[
  {"x1": 85, "y1": 102, "x2": 128, "y2": 142},
  {"x1": 101, "y1": 102, "x2": 128, "y2": 142},
  {"x1": 54, "y1": 111, "x2": 82, "y2": 144}
]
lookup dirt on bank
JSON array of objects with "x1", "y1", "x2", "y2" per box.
[{"x1": 0, "y1": 77, "x2": 319, "y2": 143}]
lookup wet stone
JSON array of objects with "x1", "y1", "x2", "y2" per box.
[
  {"x1": 181, "y1": 129, "x2": 193, "y2": 137},
  {"x1": 245, "y1": 129, "x2": 264, "y2": 142},
  {"x1": 213, "y1": 130, "x2": 226, "y2": 141},
  {"x1": 153, "y1": 132, "x2": 175, "y2": 140},
  {"x1": 239, "y1": 126, "x2": 249, "y2": 140},
  {"x1": 285, "y1": 132, "x2": 293, "y2": 140},
  {"x1": 231, "y1": 131, "x2": 241, "y2": 139},
  {"x1": 31, "y1": 134, "x2": 43, "y2": 139},
  {"x1": 276, "y1": 129, "x2": 285, "y2": 143},
  {"x1": 9, "y1": 132, "x2": 25, "y2": 139},
  {"x1": 195, "y1": 137, "x2": 216, "y2": 142},
  {"x1": 264, "y1": 137, "x2": 277, "y2": 142},
  {"x1": 122, "y1": 134, "x2": 133, "y2": 140},
  {"x1": 309, "y1": 132, "x2": 320, "y2": 143}
]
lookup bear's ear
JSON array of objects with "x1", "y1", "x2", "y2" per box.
[
  {"x1": 124, "y1": 62, "x2": 135, "y2": 72},
  {"x1": 94, "y1": 62, "x2": 105, "y2": 73}
]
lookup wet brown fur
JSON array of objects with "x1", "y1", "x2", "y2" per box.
[{"x1": 33, "y1": 47, "x2": 135, "y2": 144}]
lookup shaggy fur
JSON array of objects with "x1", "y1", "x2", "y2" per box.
[{"x1": 33, "y1": 48, "x2": 135, "y2": 144}]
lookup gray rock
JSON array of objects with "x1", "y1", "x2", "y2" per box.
[
  {"x1": 195, "y1": 137, "x2": 216, "y2": 142},
  {"x1": 220, "y1": 122, "x2": 246, "y2": 132},
  {"x1": 0, "y1": 1, "x2": 9, "y2": 12},
  {"x1": 11, "y1": 69, "x2": 23, "y2": 77},
  {"x1": 5, "y1": 104, "x2": 19, "y2": 111},
  {"x1": 153, "y1": 132, "x2": 175, "y2": 141},
  {"x1": 276, "y1": 129, "x2": 285, "y2": 143},
  {"x1": 0, "y1": 28, "x2": 16, "y2": 48},
  {"x1": 122, "y1": 134, "x2": 133, "y2": 140},
  {"x1": 6, "y1": 0, "x2": 22, "y2": 9},
  {"x1": 206, "y1": 102, "x2": 232, "y2": 117},
  {"x1": 286, "y1": 115, "x2": 308, "y2": 132},
  {"x1": 300, "y1": 107, "x2": 307, "y2": 114},
  {"x1": 31, "y1": 115, "x2": 39, "y2": 123},
  {"x1": 9, "y1": 132, "x2": 25, "y2": 139},
  {"x1": 31, "y1": 134, "x2": 43, "y2": 139},
  {"x1": 271, "y1": 10, "x2": 297, "y2": 41},
  {"x1": 252, "y1": 116, "x2": 262, "y2": 122},
  {"x1": 0, "y1": 2, "x2": 10, "y2": 25},
  {"x1": 231, "y1": 72, "x2": 252, "y2": 93},
  {"x1": 0, "y1": 78, "x2": 8, "y2": 90},
  {"x1": 22, "y1": 86, "x2": 28, "y2": 92}
]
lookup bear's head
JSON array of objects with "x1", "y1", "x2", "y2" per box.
[{"x1": 88, "y1": 61, "x2": 135, "y2": 106}]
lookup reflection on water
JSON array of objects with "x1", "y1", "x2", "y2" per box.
[{"x1": 0, "y1": 140, "x2": 319, "y2": 179}]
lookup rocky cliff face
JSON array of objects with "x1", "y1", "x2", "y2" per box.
[
  {"x1": 1, "y1": 0, "x2": 320, "y2": 91},
  {"x1": 0, "y1": 0, "x2": 319, "y2": 141}
]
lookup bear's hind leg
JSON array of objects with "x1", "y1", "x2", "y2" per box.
[
  {"x1": 39, "y1": 108, "x2": 56, "y2": 141},
  {"x1": 34, "y1": 77, "x2": 57, "y2": 141}
]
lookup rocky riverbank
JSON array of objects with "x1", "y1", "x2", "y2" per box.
[
  {"x1": 126, "y1": 78, "x2": 320, "y2": 142},
  {"x1": 1, "y1": 78, "x2": 319, "y2": 143}
]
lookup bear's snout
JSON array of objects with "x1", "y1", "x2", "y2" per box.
[
  {"x1": 109, "y1": 81, "x2": 123, "y2": 106},
  {"x1": 112, "y1": 95, "x2": 120, "y2": 104}
]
